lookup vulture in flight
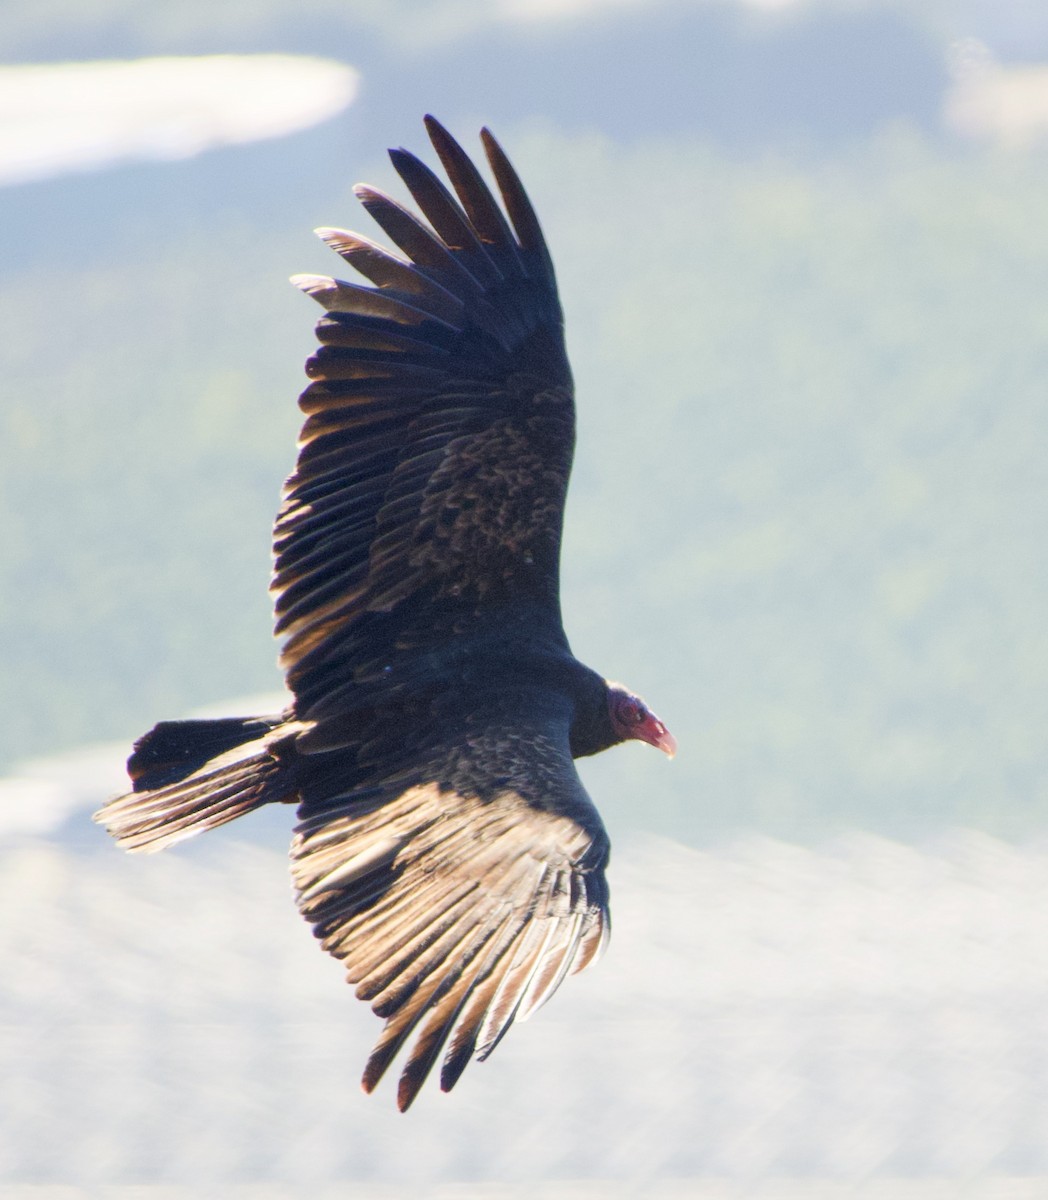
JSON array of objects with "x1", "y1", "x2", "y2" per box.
[{"x1": 95, "y1": 117, "x2": 675, "y2": 1111}]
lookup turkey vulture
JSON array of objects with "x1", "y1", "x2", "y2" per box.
[{"x1": 95, "y1": 116, "x2": 674, "y2": 1111}]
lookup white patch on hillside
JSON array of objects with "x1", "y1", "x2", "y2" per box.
[
  {"x1": 943, "y1": 37, "x2": 1048, "y2": 148},
  {"x1": 0, "y1": 55, "x2": 358, "y2": 187}
]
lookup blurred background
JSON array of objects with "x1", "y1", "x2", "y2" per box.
[{"x1": 2, "y1": 0, "x2": 1048, "y2": 1195}]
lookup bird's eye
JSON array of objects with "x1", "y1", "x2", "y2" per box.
[{"x1": 616, "y1": 695, "x2": 645, "y2": 725}]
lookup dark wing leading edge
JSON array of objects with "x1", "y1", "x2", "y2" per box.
[
  {"x1": 273, "y1": 117, "x2": 576, "y2": 728},
  {"x1": 290, "y1": 702, "x2": 610, "y2": 1112}
]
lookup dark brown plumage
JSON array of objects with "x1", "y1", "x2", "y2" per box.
[{"x1": 95, "y1": 117, "x2": 674, "y2": 1111}]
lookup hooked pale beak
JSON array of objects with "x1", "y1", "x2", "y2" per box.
[{"x1": 638, "y1": 713, "x2": 677, "y2": 759}]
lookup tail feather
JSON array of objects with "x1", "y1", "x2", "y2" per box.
[
  {"x1": 96, "y1": 714, "x2": 294, "y2": 853},
  {"x1": 127, "y1": 714, "x2": 284, "y2": 790}
]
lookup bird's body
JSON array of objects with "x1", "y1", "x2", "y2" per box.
[{"x1": 96, "y1": 118, "x2": 673, "y2": 1110}]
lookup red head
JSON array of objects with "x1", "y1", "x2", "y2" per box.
[{"x1": 607, "y1": 683, "x2": 676, "y2": 757}]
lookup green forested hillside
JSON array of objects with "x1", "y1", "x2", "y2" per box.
[
  {"x1": 4, "y1": 123, "x2": 1048, "y2": 841},
  {"x1": 546, "y1": 129, "x2": 1048, "y2": 840}
]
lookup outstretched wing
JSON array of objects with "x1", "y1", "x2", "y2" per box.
[
  {"x1": 274, "y1": 118, "x2": 575, "y2": 723},
  {"x1": 291, "y1": 705, "x2": 610, "y2": 1112}
]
